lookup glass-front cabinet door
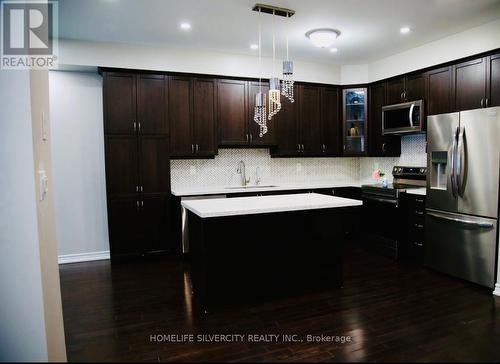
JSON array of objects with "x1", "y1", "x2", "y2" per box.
[{"x1": 343, "y1": 88, "x2": 367, "y2": 155}]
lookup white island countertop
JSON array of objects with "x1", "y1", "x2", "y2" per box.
[{"x1": 181, "y1": 193, "x2": 363, "y2": 218}]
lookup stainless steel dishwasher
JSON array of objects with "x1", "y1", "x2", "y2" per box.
[{"x1": 181, "y1": 195, "x2": 226, "y2": 253}]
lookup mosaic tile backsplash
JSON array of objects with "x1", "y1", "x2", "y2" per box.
[{"x1": 171, "y1": 134, "x2": 427, "y2": 189}]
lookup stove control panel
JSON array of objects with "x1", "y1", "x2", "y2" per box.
[{"x1": 392, "y1": 166, "x2": 427, "y2": 180}]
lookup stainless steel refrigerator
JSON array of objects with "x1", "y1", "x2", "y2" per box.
[{"x1": 426, "y1": 107, "x2": 500, "y2": 288}]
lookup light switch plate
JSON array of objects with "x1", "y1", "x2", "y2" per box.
[
  {"x1": 38, "y1": 170, "x2": 48, "y2": 201},
  {"x1": 41, "y1": 112, "x2": 48, "y2": 141}
]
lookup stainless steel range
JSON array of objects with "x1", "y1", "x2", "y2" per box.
[{"x1": 361, "y1": 166, "x2": 427, "y2": 259}]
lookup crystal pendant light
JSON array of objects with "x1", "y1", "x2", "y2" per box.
[
  {"x1": 268, "y1": 9, "x2": 281, "y2": 121},
  {"x1": 254, "y1": 6, "x2": 268, "y2": 136},
  {"x1": 281, "y1": 12, "x2": 294, "y2": 103}
]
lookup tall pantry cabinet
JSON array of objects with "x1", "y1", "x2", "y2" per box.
[{"x1": 102, "y1": 71, "x2": 173, "y2": 259}]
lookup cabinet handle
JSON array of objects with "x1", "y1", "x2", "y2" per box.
[
  {"x1": 414, "y1": 224, "x2": 424, "y2": 229},
  {"x1": 140, "y1": 185, "x2": 143, "y2": 192},
  {"x1": 344, "y1": 145, "x2": 346, "y2": 151},
  {"x1": 414, "y1": 241, "x2": 423, "y2": 247},
  {"x1": 196, "y1": 144, "x2": 199, "y2": 153},
  {"x1": 141, "y1": 200, "x2": 144, "y2": 209},
  {"x1": 301, "y1": 144, "x2": 305, "y2": 152},
  {"x1": 400, "y1": 91, "x2": 404, "y2": 100},
  {"x1": 250, "y1": 134, "x2": 253, "y2": 142},
  {"x1": 486, "y1": 98, "x2": 489, "y2": 107},
  {"x1": 136, "y1": 200, "x2": 140, "y2": 211},
  {"x1": 191, "y1": 144, "x2": 194, "y2": 153},
  {"x1": 246, "y1": 134, "x2": 249, "y2": 143},
  {"x1": 138, "y1": 122, "x2": 141, "y2": 132},
  {"x1": 415, "y1": 198, "x2": 424, "y2": 203},
  {"x1": 136, "y1": 185, "x2": 139, "y2": 192},
  {"x1": 298, "y1": 144, "x2": 301, "y2": 152},
  {"x1": 415, "y1": 210, "x2": 424, "y2": 215},
  {"x1": 133, "y1": 122, "x2": 137, "y2": 132},
  {"x1": 481, "y1": 98, "x2": 484, "y2": 108},
  {"x1": 382, "y1": 143, "x2": 386, "y2": 153},
  {"x1": 322, "y1": 144, "x2": 326, "y2": 152}
]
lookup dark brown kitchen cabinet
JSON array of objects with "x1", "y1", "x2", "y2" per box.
[
  {"x1": 102, "y1": 70, "x2": 173, "y2": 259},
  {"x1": 139, "y1": 136, "x2": 170, "y2": 195},
  {"x1": 273, "y1": 85, "x2": 300, "y2": 156},
  {"x1": 321, "y1": 87, "x2": 341, "y2": 156},
  {"x1": 107, "y1": 198, "x2": 144, "y2": 257},
  {"x1": 137, "y1": 74, "x2": 168, "y2": 135},
  {"x1": 169, "y1": 76, "x2": 193, "y2": 157},
  {"x1": 385, "y1": 73, "x2": 425, "y2": 105},
  {"x1": 103, "y1": 72, "x2": 137, "y2": 134},
  {"x1": 426, "y1": 66, "x2": 453, "y2": 115},
  {"x1": 299, "y1": 85, "x2": 322, "y2": 154},
  {"x1": 141, "y1": 196, "x2": 170, "y2": 253},
  {"x1": 453, "y1": 57, "x2": 487, "y2": 111},
  {"x1": 488, "y1": 53, "x2": 500, "y2": 107},
  {"x1": 169, "y1": 77, "x2": 217, "y2": 157},
  {"x1": 343, "y1": 87, "x2": 367, "y2": 156},
  {"x1": 104, "y1": 135, "x2": 139, "y2": 196},
  {"x1": 193, "y1": 78, "x2": 217, "y2": 156},
  {"x1": 248, "y1": 81, "x2": 276, "y2": 146},
  {"x1": 217, "y1": 79, "x2": 248, "y2": 146},
  {"x1": 368, "y1": 83, "x2": 400, "y2": 157}
]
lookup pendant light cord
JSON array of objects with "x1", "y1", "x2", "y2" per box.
[
  {"x1": 286, "y1": 12, "x2": 289, "y2": 61},
  {"x1": 272, "y1": 9, "x2": 275, "y2": 77},
  {"x1": 258, "y1": 6, "x2": 262, "y2": 94}
]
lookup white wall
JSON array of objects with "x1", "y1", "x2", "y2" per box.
[
  {"x1": 49, "y1": 71, "x2": 109, "y2": 258},
  {"x1": 367, "y1": 18, "x2": 500, "y2": 82},
  {"x1": 0, "y1": 71, "x2": 48, "y2": 361},
  {"x1": 341, "y1": 64, "x2": 369, "y2": 85},
  {"x1": 59, "y1": 39, "x2": 341, "y2": 84}
]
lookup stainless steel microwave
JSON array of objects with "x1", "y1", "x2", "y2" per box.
[{"x1": 382, "y1": 100, "x2": 424, "y2": 135}]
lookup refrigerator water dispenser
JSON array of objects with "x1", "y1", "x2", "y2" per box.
[{"x1": 430, "y1": 151, "x2": 448, "y2": 190}]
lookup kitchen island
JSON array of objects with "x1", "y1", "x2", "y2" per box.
[{"x1": 182, "y1": 193, "x2": 362, "y2": 311}]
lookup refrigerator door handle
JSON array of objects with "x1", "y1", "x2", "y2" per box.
[
  {"x1": 427, "y1": 211, "x2": 494, "y2": 229},
  {"x1": 456, "y1": 126, "x2": 466, "y2": 197},
  {"x1": 450, "y1": 126, "x2": 459, "y2": 197},
  {"x1": 409, "y1": 103, "x2": 415, "y2": 128}
]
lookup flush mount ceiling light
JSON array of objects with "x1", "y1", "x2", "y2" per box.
[
  {"x1": 330, "y1": 47, "x2": 338, "y2": 53},
  {"x1": 180, "y1": 22, "x2": 191, "y2": 30},
  {"x1": 400, "y1": 26, "x2": 411, "y2": 34},
  {"x1": 250, "y1": 44, "x2": 259, "y2": 50},
  {"x1": 305, "y1": 28, "x2": 341, "y2": 48}
]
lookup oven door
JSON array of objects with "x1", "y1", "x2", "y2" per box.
[
  {"x1": 382, "y1": 100, "x2": 423, "y2": 135},
  {"x1": 362, "y1": 194, "x2": 402, "y2": 259}
]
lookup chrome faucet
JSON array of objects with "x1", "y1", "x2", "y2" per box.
[{"x1": 236, "y1": 160, "x2": 250, "y2": 186}]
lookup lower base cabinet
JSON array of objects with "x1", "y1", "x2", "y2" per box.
[
  {"x1": 107, "y1": 196, "x2": 173, "y2": 259},
  {"x1": 400, "y1": 193, "x2": 426, "y2": 264}
]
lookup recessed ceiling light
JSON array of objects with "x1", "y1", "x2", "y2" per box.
[
  {"x1": 305, "y1": 28, "x2": 341, "y2": 48},
  {"x1": 180, "y1": 22, "x2": 191, "y2": 31},
  {"x1": 330, "y1": 48, "x2": 338, "y2": 53},
  {"x1": 250, "y1": 44, "x2": 259, "y2": 50},
  {"x1": 400, "y1": 26, "x2": 411, "y2": 34}
]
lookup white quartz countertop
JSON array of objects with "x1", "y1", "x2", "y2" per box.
[
  {"x1": 405, "y1": 188, "x2": 427, "y2": 196},
  {"x1": 171, "y1": 181, "x2": 369, "y2": 197},
  {"x1": 181, "y1": 193, "x2": 363, "y2": 218}
]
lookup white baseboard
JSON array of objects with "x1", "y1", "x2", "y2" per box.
[
  {"x1": 58, "y1": 250, "x2": 110, "y2": 264},
  {"x1": 494, "y1": 284, "x2": 500, "y2": 297}
]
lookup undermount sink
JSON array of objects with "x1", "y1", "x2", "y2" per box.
[{"x1": 225, "y1": 185, "x2": 278, "y2": 189}]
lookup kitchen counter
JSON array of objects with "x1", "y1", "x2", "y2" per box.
[
  {"x1": 181, "y1": 193, "x2": 363, "y2": 218},
  {"x1": 405, "y1": 188, "x2": 426, "y2": 196},
  {"x1": 172, "y1": 181, "x2": 368, "y2": 197}
]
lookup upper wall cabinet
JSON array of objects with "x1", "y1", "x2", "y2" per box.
[
  {"x1": 453, "y1": 57, "x2": 487, "y2": 111},
  {"x1": 299, "y1": 85, "x2": 322, "y2": 154},
  {"x1": 385, "y1": 73, "x2": 425, "y2": 105},
  {"x1": 217, "y1": 79, "x2": 248, "y2": 146},
  {"x1": 103, "y1": 72, "x2": 137, "y2": 134},
  {"x1": 321, "y1": 87, "x2": 341, "y2": 156},
  {"x1": 369, "y1": 83, "x2": 400, "y2": 157},
  {"x1": 343, "y1": 88, "x2": 367, "y2": 156},
  {"x1": 487, "y1": 53, "x2": 500, "y2": 107},
  {"x1": 169, "y1": 76, "x2": 217, "y2": 158},
  {"x1": 426, "y1": 66, "x2": 453, "y2": 116},
  {"x1": 273, "y1": 85, "x2": 300, "y2": 156}
]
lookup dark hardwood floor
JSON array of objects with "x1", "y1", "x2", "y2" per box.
[{"x1": 59, "y1": 245, "x2": 500, "y2": 362}]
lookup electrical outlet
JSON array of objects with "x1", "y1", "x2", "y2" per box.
[
  {"x1": 296, "y1": 163, "x2": 302, "y2": 173},
  {"x1": 38, "y1": 170, "x2": 48, "y2": 201},
  {"x1": 189, "y1": 165, "x2": 196, "y2": 175}
]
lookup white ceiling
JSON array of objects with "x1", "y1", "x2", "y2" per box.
[{"x1": 59, "y1": 0, "x2": 500, "y2": 64}]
